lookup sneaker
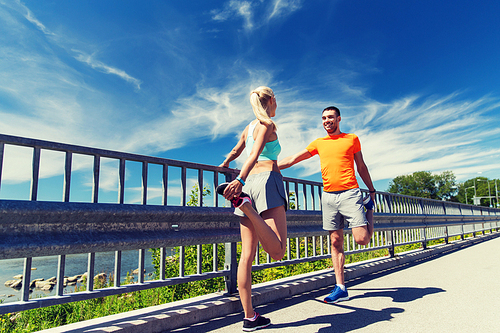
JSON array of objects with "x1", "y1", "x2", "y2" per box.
[
  {"x1": 216, "y1": 182, "x2": 230, "y2": 196},
  {"x1": 242, "y1": 313, "x2": 271, "y2": 331},
  {"x1": 231, "y1": 195, "x2": 252, "y2": 209},
  {"x1": 363, "y1": 196, "x2": 375, "y2": 210},
  {"x1": 324, "y1": 285, "x2": 349, "y2": 304},
  {"x1": 216, "y1": 182, "x2": 251, "y2": 209}
]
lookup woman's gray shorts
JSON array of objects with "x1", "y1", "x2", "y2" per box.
[
  {"x1": 322, "y1": 188, "x2": 368, "y2": 231},
  {"x1": 234, "y1": 171, "x2": 288, "y2": 217}
]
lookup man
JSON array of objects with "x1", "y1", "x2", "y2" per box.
[{"x1": 278, "y1": 106, "x2": 376, "y2": 304}]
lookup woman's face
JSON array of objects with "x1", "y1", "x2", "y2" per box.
[{"x1": 268, "y1": 95, "x2": 277, "y2": 117}]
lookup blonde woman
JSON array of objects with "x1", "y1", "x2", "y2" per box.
[{"x1": 218, "y1": 86, "x2": 287, "y2": 331}]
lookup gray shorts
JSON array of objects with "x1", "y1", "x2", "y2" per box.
[
  {"x1": 322, "y1": 188, "x2": 368, "y2": 231},
  {"x1": 234, "y1": 171, "x2": 288, "y2": 217}
]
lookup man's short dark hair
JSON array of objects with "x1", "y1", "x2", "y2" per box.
[{"x1": 323, "y1": 106, "x2": 340, "y2": 117}]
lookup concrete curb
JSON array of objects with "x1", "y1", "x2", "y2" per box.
[{"x1": 38, "y1": 232, "x2": 499, "y2": 332}]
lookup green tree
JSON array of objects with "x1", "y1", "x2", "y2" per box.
[
  {"x1": 456, "y1": 177, "x2": 499, "y2": 207},
  {"x1": 186, "y1": 183, "x2": 212, "y2": 207},
  {"x1": 388, "y1": 170, "x2": 457, "y2": 200}
]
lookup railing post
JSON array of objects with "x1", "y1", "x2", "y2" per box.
[
  {"x1": 22, "y1": 257, "x2": 33, "y2": 301},
  {"x1": 30, "y1": 147, "x2": 41, "y2": 201},
  {"x1": 224, "y1": 242, "x2": 238, "y2": 294},
  {"x1": 388, "y1": 230, "x2": 395, "y2": 257},
  {"x1": 444, "y1": 226, "x2": 449, "y2": 244},
  {"x1": 421, "y1": 228, "x2": 427, "y2": 249},
  {"x1": 0, "y1": 142, "x2": 4, "y2": 192}
]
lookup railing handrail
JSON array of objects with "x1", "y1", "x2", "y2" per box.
[{"x1": 2, "y1": 132, "x2": 499, "y2": 213}]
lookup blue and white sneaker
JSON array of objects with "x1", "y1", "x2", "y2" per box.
[
  {"x1": 324, "y1": 285, "x2": 349, "y2": 304},
  {"x1": 363, "y1": 196, "x2": 375, "y2": 210}
]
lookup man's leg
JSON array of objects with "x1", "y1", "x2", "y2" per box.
[
  {"x1": 351, "y1": 193, "x2": 375, "y2": 245},
  {"x1": 324, "y1": 229, "x2": 350, "y2": 303},
  {"x1": 329, "y1": 229, "x2": 345, "y2": 285}
]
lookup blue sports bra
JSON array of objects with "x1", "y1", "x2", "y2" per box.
[{"x1": 246, "y1": 121, "x2": 281, "y2": 161}]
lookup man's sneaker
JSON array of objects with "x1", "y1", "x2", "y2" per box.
[
  {"x1": 324, "y1": 285, "x2": 349, "y2": 304},
  {"x1": 216, "y1": 182, "x2": 251, "y2": 209},
  {"x1": 242, "y1": 313, "x2": 271, "y2": 331},
  {"x1": 363, "y1": 196, "x2": 375, "y2": 210}
]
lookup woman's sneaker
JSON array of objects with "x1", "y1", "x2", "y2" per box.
[
  {"x1": 363, "y1": 196, "x2": 375, "y2": 210},
  {"x1": 242, "y1": 313, "x2": 271, "y2": 331},
  {"x1": 216, "y1": 182, "x2": 251, "y2": 209}
]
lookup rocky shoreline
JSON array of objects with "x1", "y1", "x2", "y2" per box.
[{"x1": 3, "y1": 268, "x2": 147, "y2": 297}]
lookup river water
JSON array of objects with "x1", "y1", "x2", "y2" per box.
[{"x1": 0, "y1": 250, "x2": 162, "y2": 304}]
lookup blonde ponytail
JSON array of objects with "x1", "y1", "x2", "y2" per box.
[{"x1": 250, "y1": 86, "x2": 276, "y2": 128}]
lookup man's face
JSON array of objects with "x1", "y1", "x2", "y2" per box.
[{"x1": 322, "y1": 110, "x2": 341, "y2": 134}]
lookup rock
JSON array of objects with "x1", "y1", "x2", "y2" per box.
[
  {"x1": 40, "y1": 284, "x2": 54, "y2": 291},
  {"x1": 13, "y1": 274, "x2": 23, "y2": 280},
  {"x1": 47, "y1": 277, "x2": 57, "y2": 283},
  {"x1": 132, "y1": 268, "x2": 146, "y2": 275},
  {"x1": 4, "y1": 280, "x2": 15, "y2": 287},
  {"x1": 35, "y1": 280, "x2": 56, "y2": 289},
  {"x1": 66, "y1": 275, "x2": 80, "y2": 283},
  {"x1": 94, "y1": 273, "x2": 107, "y2": 282},
  {"x1": 5, "y1": 280, "x2": 22, "y2": 289},
  {"x1": 67, "y1": 281, "x2": 77, "y2": 286},
  {"x1": 31, "y1": 267, "x2": 37, "y2": 270},
  {"x1": 30, "y1": 278, "x2": 44, "y2": 288}
]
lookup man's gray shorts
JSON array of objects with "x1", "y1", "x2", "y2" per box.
[
  {"x1": 234, "y1": 171, "x2": 288, "y2": 217},
  {"x1": 322, "y1": 188, "x2": 368, "y2": 231}
]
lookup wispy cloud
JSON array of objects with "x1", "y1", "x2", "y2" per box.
[
  {"x1": 73, "y1": 50, "x2": 142, "y2": 90},
  {"x1": 2, "y1": 0, "x2": 141, "y2": 89},
  {"x1": 211, "y1": 0, "x2": 303, "y2": 32},
  {"x1": 269, "y1": 0, "x2": 303, "y2": 20}
]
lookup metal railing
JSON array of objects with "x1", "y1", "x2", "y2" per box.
[{"x1": 0, "y1": 133, "x2": 499, "y2": 314}]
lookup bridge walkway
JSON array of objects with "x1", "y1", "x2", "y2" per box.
[
  {"x1": 39, "y1": 233, "x2": 500, "y2": 333},
  {"x1": 172, "y1": 234, "x2": 500, "y2": 333}
]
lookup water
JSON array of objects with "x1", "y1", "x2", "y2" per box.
[{"x1": 0, "y1": 249, "x2": 162, "y2": 304}]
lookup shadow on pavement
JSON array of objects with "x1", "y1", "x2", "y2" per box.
[{"x1": 170, "y1": 284, "x2": 444, "y2": 332}]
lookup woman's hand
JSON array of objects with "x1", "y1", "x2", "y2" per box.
[
  {"x1": 219, "y1": 161, "x2": 229, "y2": 168},
  {"x1": 223, "y1": 179, "x2": 243, "y2": 200}
]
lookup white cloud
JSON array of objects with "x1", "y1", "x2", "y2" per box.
[
  {"x1": 269, "y1": 0, "x2": 303, "y2": 20},
  {"x1": 211, "y1": 0, "x2": 303, "y2": 32},
  {"x1": 1, "y1": 0, "x2": 141, "y2": 90},
  {"x1": 73, "y1": 50, "x2": 142, "y2": 90}
]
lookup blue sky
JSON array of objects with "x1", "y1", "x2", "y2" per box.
[{"x1": 1, "y1": 0, "x2": 500, "y2": 201}]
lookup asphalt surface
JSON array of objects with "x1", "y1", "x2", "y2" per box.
[{"x1": 171, "y1": 236, "x2": 500, "y2": 333}]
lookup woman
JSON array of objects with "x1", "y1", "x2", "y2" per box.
[{"x1": 218, "y1": 86, "x2": 287, "y2": 331}]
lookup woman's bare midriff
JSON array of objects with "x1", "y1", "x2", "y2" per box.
[{"x1": 248, "y1": 160, "x2": 280, "y2": 176}]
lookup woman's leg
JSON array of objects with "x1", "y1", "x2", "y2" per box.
[
  {"x1": 238, "y1": 216, "x2": 259, "y2": 319},
  {"x1": 238, "y1": 204, "x2": 287, "y2": 260}
]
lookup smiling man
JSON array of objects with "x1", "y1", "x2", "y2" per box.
[{"x1": 278, "y1": 105, "x2": 376, "y2": 304}]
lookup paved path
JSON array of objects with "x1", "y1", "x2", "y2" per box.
[{"x1": 171, "y1": 236, "x2": 500, "y2": 333}]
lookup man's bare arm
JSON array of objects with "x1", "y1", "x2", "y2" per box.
[
  {"x1": 278, "y1": 149, "x2": 313, "y2": 170},
  {"x1": 354, "y1": 151, "x2": 376, "y2": 198}
]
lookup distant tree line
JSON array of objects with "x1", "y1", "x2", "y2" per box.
[{"x1": 387, "y1": 171, "x2": 499, "y2": 208}]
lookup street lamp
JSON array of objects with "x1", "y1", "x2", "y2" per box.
[
  {"x1": 465, "y1": 186, "x2": 475, "y2": 205},
  {"x1": 477, "y1": 179, "x2": 492, "y2": 207},
  {"x1": 495, "y1": 179, "x2": 499, "y2": 208}
]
